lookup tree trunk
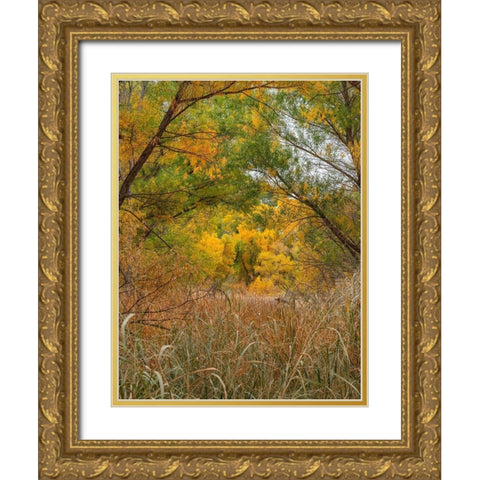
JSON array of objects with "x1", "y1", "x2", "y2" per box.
[{"x1": 301, "y1": 196, "x2": 360, "y2": 260}]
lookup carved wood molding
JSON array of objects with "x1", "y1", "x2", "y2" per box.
[{"x1": 39, "y1": 1, "x2": 440, "y2": 478}]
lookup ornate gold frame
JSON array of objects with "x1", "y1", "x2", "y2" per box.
[{"x1": 39, "y1": 1, "x2": 440, "y2": 478}]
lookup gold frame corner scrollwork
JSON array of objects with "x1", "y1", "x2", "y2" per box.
[{"x1": 38, "y1": 0, "x2": 440, "y2": 478}]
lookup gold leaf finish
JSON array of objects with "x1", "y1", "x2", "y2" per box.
[{"x1": 39, "y1": 0, "x2": 440, "y2": 478}]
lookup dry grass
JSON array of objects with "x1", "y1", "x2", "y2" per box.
[{"x1": 119, "y1": 274, "x2": 361, "y2": 400}]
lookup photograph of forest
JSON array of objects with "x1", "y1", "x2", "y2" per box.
[{"x1": 117, "y1": 78, "x2": 363, "y2": 401}]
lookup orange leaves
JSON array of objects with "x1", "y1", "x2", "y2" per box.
[{"x1": 162, "y1": 122, "x2": 222, "y2": 179}]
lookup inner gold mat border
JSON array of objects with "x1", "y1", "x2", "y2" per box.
[{"x1": 111, "y1": 73, "x2": 368, "y2": 406}]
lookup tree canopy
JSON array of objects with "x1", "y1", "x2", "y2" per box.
[{"x1": 118, "y1": 79, "x2": 362, "y2": 315}]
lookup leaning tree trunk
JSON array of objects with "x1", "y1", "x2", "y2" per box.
[{"x1": 118, "y1": 82, "x2": 188, "y2": 208}]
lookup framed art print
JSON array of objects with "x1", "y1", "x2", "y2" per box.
[
  {"x1": 39, "y1": 1, "x2": 440, "y2": 478},
  {"x1": 112, "y1": 73, "x2": 368, "y2": 406}
]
